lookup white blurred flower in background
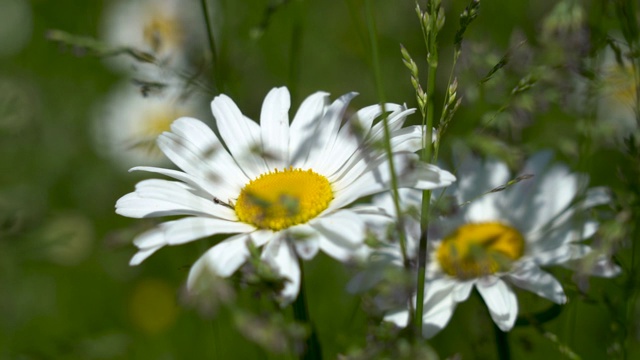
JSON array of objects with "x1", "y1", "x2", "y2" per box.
[
  {"x1": 100, "y1": 0, "x2": 205, "y2": 75},
  {"x1": 596, "y1": 47, "x2": 638, "y2": 140},
  {"x1": 93, "y1": 81, "x2": 205, "y2": 168}
]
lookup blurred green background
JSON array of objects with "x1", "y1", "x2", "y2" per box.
[{"x1": 1, "y1": 0, "x2": 638, "y2": 358}]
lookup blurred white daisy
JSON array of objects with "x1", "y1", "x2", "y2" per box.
[
  {"x1": 93, "y1": 82, "x2": 204, "y2": 168},
  {"x1": 116, "y1": 86, "x2": 455, "y2": 304},
  {"x1": 596, "y1": 50, "x2": 638, "y2": 139},
  {"x1": 100, "y1": 0, "x2": 204, "y2": 73},
  {"x1": 374, "y1": 152, "x2": 620, "y2": 337}
]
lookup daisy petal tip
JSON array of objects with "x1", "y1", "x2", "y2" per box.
[{"x1": 129, "y1": 246, "x2": 161, "y2": 266}]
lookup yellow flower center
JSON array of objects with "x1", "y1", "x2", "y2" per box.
[
  {"x1": 140, "y1": 108, "x2": 178, "y2": 137},
  {"x1": 143, "y1": 13, "x2": 183, "y2": 54},
  {"x1": 436, "y1": 222, "x2": 525, "y2": 280},
  {"x1": 127, "y1": 107, "x2": 183, "y2": 155},
  {"x1": 235, "y1": 167, "x2": 334, "y2": 231},
  {"x1": 604, "y1": 64, "x2": 637, "y2": 106}
]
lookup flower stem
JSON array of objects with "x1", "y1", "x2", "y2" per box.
[
  {"x1": 200, "y1": 0, "x2": 223, "y2": 93},
  {"x1": 494, "y1": 323, "x2": 511, "y2": 360},
  {"x1": 288, "y1": 0, "x2": 304, "y2": 105},
  {"x1": 363, "y1": 0, "x2": 410, "y2": 270},
  {"x1": 415, "y1": 0, "x2": 440, "y2": 335},
  {"x1": 293, "y1": 260, "x2": 322, "y2": 360}
]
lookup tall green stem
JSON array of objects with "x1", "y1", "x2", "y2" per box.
[
  {"x1": 364, "y1": 0, "x2": 411, "y2": 273},
  {"x1": 414, "y1": 0, "x2": 439, "y2": 334},
  {"x1": 200, "y1": 0, "x2": 223, "y2": 93},
  {"x1": 292, "y1": 261, "x2": 322, "y2": 360},
  {"x1": 494, "y1": 323, "x2": 511, "y2": 360},
  {"x1": 288, "y1": 0, "x2": 305, "y2": 105}
]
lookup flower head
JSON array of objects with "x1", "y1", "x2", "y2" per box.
[
  {"x1": 93, "y1": 82, "x2": 204, "y2": 168},
  {"x1": 100, "y1": 0, "x2": 204, "y2": 73},
  {"x1": 116, "y1": 87, "x2": 455, "y2": 304},
  {"x1": 375, "y1": 151, "x2": 619, "y2": 337}
]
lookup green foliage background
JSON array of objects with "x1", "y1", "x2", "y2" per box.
[{"x1": 1, "y1": 0, "x2": 638, "y2": 359}]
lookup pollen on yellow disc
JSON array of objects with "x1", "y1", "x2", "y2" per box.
[
  {"x1": 235, "y1": 167, "x2": 334, "y2": 231},
  {"x1": 436, "y1": 222, "x2": 525, "y2": 280}
]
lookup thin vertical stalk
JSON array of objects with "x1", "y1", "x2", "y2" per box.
[
  {"x1": 292, "y1": 260, "x2": 322, "y2": 360},
  {"x1": 200, "y1": 0, "x2": 223, "y2": 93},
  {"x1": 364, "y1": 0, "x2": 411, "y2": 271},
  {"x1": 494, "y1": 323, "x2": 511, "y2": 360},
  {"x1": 415, "y1": 0, "x2": 439, "y2": 334},
  {"x1": 288, "y1": 0, "x2": 304, "y2": 105}
]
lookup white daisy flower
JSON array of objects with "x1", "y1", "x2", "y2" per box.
[
  {"x1": 100, "y1": 0, "x2": 204, "y2": 73},
  {"x1": 116, "y1": 86, "x2": 456, "y2": 304},
  {"x1": 375, "y1": 151, "x2": 620, "y2": 337},
  {"x1": 596, "y1": 48, "x2": 638, "y2": 139},
  {"x1": 93, "y1": 82, "x2": 204, "y2": 168}
]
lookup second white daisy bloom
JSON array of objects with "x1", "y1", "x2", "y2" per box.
[
  {"x1": 116, "y1": 87, "x2": 455, "y2": 304},
  {"x1": 376, "y1": 152, "x2": 620, "y2": 337}
]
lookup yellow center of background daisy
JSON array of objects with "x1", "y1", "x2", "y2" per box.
[
  {"x1": 605, "y1": 64, "x2": 637, "y2": 106},
  {"x1": 143, "y1": 13, "x2": 183, "y2": 54},
  {"x1": 235, "y1": 167, "x2": 333, "y2": 231},
  {"x1": 128, "y1": 107, "x2": 182, "y2": 155},
  {"x1": 436, "y1": 222, "x2": 525, "y2": 280}
]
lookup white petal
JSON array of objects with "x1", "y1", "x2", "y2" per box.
[
  {"x1": 465, "y1": 193, "x2": 502, "y2": 223},
  {"x1": 129, "y1": 217, "x2": 249, "y2": 254},
  {"x1": 210, "y1": 94, "x2": 268, "y2": 179},
  {"x1": 529, "y1": 219, "x2": 598, "y2": 255},
  {"x1": 319, "y1": 105, "x2": 411, "y2": 176},
  {"x1": 582, "y1": 187, "x2": 611, "y2": 208},
  {"x1": 388, "y1": 125, "x2": 425, "y2": 153},
  {"x1": 558, "y1": 248, "x2": 622, "y2": 278},
  {"x1": 129, "y1": 227, "x2": 165, "y2": 264},
  {"x1": 455, "y1": 157, "x2": 510, "y2": 202},
  {"x1": 250, "y1": 229, "x2": 276, "y2": 248},
  {"x1": 476, "y1": 279, "x2": 518, "y2": 331},
  {"x1": 163, "y1": 217, "x2": 254, "y2": 245},
  {"x1": 288, "y1": 225, "x2": 321, "y2": 260},
  {"x1": 187, "y1": 233, "x2": 252, "y2": 289},
  {"x1": 331, "y1": 153, "x2": 454, "y2": 211},
  {"x1": 529, "y1": 165, "x2": 578, "y2": 232},
  {"x1": 384, "y1": 309, "x2": 410, "y2": 327},
  {"x1": 262, "y1": 236, "x2": 301, "y2": 305},
  {"x1": 317, "y1": 235, "x2": 356, "y2": 261},
  {"x1": 503, "y1": 155, "x2": 579, "y2": 234},
  {"x1": 409, "y1": 162, "x2": 457, "y2": 190},
  {"x1": 535, "y1": 244, "x2": 593, "y2": 266},
  {"x1": 132, "y1": 227, "x2": 165, "y2": 249},
  {"x1": 158, "y1": 119, "x2": 248, "y2": 197},
  {"x1": 128, "y1": 166, "x2": 217, "y2": 198},
  {"x1": 260, "y1": 87, "x2": 291, "y2": 168},
  {"x1": 507, "y1": 264, "x2": 566, "y2": 304},
  {"x1": 312, "y1": 209, "x2": 366, "y2": 249},
  {"x1": 348, "y1": 103, "x2": 404, "y2": 139},
  {"x1": 451, "y1": 281, "x2": 474, "y2": 302},
  {"x1": 578, "y1": 255, "x2": 622, "y2": 278},
  {"x1": 130, "y1": 245, "x2": 163, "y2": 266},
  {"x1": 289, "y1": 91, "x2": 329, "y2": 167},
  {"x1": 303, "y1": 92, "x2": 358, "y2": 170},
  {"x1": 422, "y1": 279, "x2": 459, "y2": 338},
  {"x1": 367, "y1": 106, "x2": 415, "y2": 143},
  {"x1": 116, "y1": 179, "x2": 235, "y2": 220}
]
